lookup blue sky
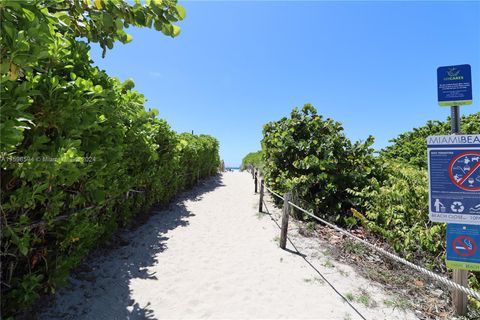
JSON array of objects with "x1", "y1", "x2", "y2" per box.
[{"x1": 90, "y1": 1, "x2": 480, "y2": 167}]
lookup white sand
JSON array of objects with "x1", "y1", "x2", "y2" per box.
[{"x1": 40, "y1": 172, "x2": 417, "y2": 319}]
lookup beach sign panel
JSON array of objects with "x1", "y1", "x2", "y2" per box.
[
  {"x1": 446, "y1": 224, "x2": 480, "y2": 271},
  {"x1": 437, "y1": 64, "x2": 472, "y2": 106},
  {"x1": 427, "y1": 134, "x2": 480, "y2": 224}
]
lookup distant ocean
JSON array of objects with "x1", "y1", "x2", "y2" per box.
[{"x1": 226, "y1": 167, "x2": 240, "y2": 172}]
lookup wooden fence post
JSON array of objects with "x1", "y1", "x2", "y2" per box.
[
  {"x1": 258, "y1": 179, "x2": 264, "y2": 213},
  {"x1": 453, "y1": 270, "x2": 468, "y2": 315},
  {"x1": 280, "y1": 192, "x2": 292, "y2": 249},
  {"x1": 254, "y1": 171, "x2": 258, "y2": 193}
]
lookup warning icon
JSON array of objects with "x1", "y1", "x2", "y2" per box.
[{"x1": 449, "y1": 152, "x2": 480, "y2": 191}]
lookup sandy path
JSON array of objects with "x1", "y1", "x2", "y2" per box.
[{"x1": 40, "y1": 172, "x2": 416, "y2": 320}]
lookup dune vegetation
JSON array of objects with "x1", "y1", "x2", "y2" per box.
[{"x1": 244, "y1": 104, "x2": 479, "y2": 274}]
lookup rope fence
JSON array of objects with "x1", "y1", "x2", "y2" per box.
[{"x1": 259, "y1": 181, "x2": 480, "y2": 301}]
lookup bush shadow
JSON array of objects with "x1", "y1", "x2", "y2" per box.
[{"x1": 37, "y1": 174, "x2": 225, "y2": 320}]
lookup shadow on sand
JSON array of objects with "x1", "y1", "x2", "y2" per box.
[{"x1": 39, "y1": 175, "x2": 225, "y2": 320}]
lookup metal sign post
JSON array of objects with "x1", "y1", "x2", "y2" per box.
[
  {"x1": 433, "y1": 64, "x2": 474, "y2": 316},
  {"x1": 450, "y1": 108, "x2": 468, "y2": 316},
  {"x1": 451, "y1": 106, "x2": 461, "y2": 133}
]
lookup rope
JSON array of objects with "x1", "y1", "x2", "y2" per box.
[
  {"x1": 261, "y1": 182, "x2": 480, "y2": 300},
  {"x1": 263, "y1": 184, "x2": 283, "y2": 200},
  {"x1": 288, "y1": 201, "x2": 480, "y2": 300}
]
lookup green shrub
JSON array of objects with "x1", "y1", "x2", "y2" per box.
[
  {"x1": 0, "y1": 1, "x2": 220, "y2": 317},
  {"x1": 261, "y1": 104, "x2": 379, "y2": 223},
  {"x1": 381, "y1": 113, "x2": 480, "y2": 168},
  {"x1": 241, "y1": 150, "x2": 264, "y2": 171},
  {"x1": 349, "y1": 162, "x2": 445, "y2": 265},
  {"x1": 176, "y1": 133, "x2": 220, "y2": 189}
]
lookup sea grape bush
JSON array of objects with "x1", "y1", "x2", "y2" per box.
[
  {"x1": 176, "y1": 133, "x2": 221, "y2": 189},
  {"x1": 241, "y1": 150, "x2": 263, "y2": 171},
  {"x1": 381, "y1": 113, "x2": 480, "y2": 168},
  {"x1": 261, "y1": 104, "x2": 380, "y2": 222},
  {"x1": 1, "y1": 0, "x2": 185, "y2": 154},
  {"x1": 0, "y1": 1, "x2": 220, "y2": 317}
]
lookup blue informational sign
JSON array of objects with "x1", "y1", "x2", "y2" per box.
[
  {"x1": 446, "y1": 224, "x2": 480, "y2": 271},
  {"x1": 427, "y1": 134, "x2": 480, "y2": 224},
  {"x1": 437, "y1": 64, "x2": 472, "y2": 106}
]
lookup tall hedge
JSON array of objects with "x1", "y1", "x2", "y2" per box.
[{"x1": 0, "y1": 1, "x2": 219, "y2": 316}]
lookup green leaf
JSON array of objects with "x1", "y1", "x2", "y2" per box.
[
  {"x1": 115, "y1": 18, "x2": 123, "y2": 31},
  {"x1": 172, "y1": 25, "x2": 181, "y2": 37},
  {"x1": 94, "y1": 0, "x2": 103, "y2": 10},
  {"x1": 22, "y1": 8, "x2": 35, "y2": 22},
  {"x1": 93, "y1": 85, "x2": 103, "y2": 93},
  {"x1": 94, "y1": 190, "x2": 106, "y2": 203},
  {"x1": 175, "y1": 5, "x2": 186, "y2": 20},
  {"x1": 134, "y1": 10, "x2": 146, "y2": 25},
  {"x1": 153, "y1": 20, "x2": 162, "y2": 31},
  {"x1": 160, "y1": 24, "x2": 174, "y2": 36},
  {"x1": 19, "y1": 242, "x2": 29, "y2": 256},
  {"x1": 35, "y1": 183, "x2": 49, "y2": 193},
  {"x1": 102, "y1": 14, "x2": 114, "y2": 28}
]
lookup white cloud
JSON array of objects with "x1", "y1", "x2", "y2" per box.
[{"x1": 149, "y1": 72, "x2": 162, "y2": 78}]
